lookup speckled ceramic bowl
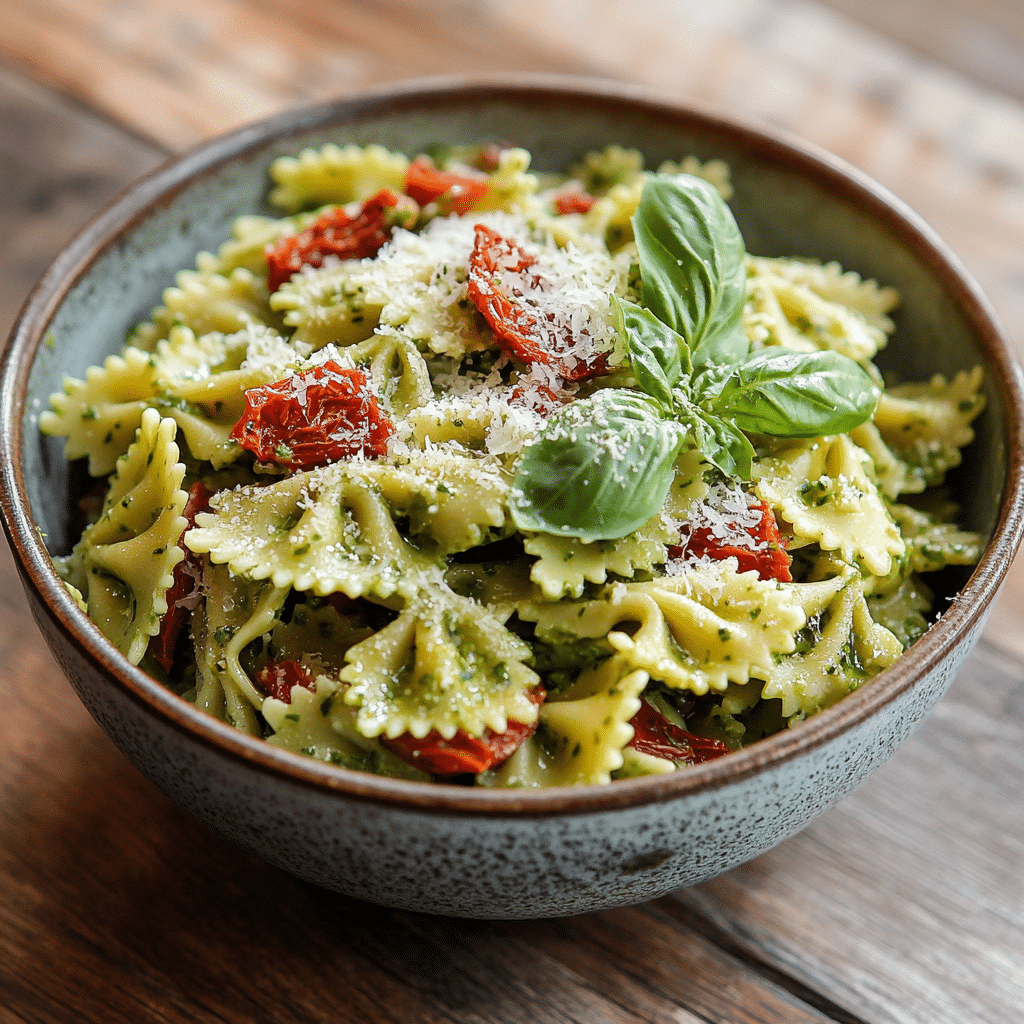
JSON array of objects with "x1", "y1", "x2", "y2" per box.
[{"x1": 2, "y1": 77, "x2": 1022, "y2": 919}]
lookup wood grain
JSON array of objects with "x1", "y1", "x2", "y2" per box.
[
  {"x1": 816, "y1": 0, "x2": 1024, "y2": 104},
  {"x1": 1, "y1": 0, "x2": 1021, "y2": 350},
  {"x1": 0, "y1": 0, "x2": 595, "y2": 151},
  {"x1": 485, "y1": 0, "x2": 1024, "y2": 345},
  {"x1": 0, "y1": 63, "x2": 165, "y2": 342}
]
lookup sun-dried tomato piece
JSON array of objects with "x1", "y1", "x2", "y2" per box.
[
  {"x1": 555, "y1": 190, "x2": 596, "y2": 215},
  {"x1": 229, "y1": 361, "x2": 394, "y2": 470},
  {"x1": 255, "y1": 659, "x2": 315, "y2": 703},
  {"x1": 669, "y1": 499, "x2": 792, "y2": 582},
  {"x1": 466, "y1": 224, "x2": 609, "y2": 382},
  {"x1": 153, "y1": 480, "x2": 213, "y2": 673},
  {"x1": 508, "y1": 381, "x2": 570, "y2": 417},
  {"x1": 467, "y1": 223, "x2": 544, "y2": 360},
  {"x1": 404, "y1": 156, "x2": 490, "y2": 215},
  {"x1": 474, "y1": 143, "x2": 507, "y2": 172},
  {"x1": 628, "y1": 699, "x2": 731, "y2": 766},
  {"x1": 383, "y1": 687, "x2": 546, "y2": 776},
  {"x1": 265, "y1": 188, "x2": 417, "y2": 292}
]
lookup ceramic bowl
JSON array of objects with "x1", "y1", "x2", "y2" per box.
[{"x1": 2, "y1": 77, "x2": 1022, "y2": 919}]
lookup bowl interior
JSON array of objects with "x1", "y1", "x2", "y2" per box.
[{"x1": 7, "y1": 80, "x2": 1019, "y2": 810}]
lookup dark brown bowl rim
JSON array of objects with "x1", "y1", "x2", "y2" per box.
[{"x1": 2, "y1": 73, "x2": 1022, "y2": 817}]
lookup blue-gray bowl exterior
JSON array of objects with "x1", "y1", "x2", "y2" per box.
[
  {"x1": 4, "y1": 78, "x2": 1022, "y2": 918},
  {"x1": 18, "y1": 568, "x2": 986, "y2": 917}
]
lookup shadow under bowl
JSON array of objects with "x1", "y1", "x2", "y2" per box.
[{"x1": 1, "y1": 76, "x2": 1022, "y2": 918}]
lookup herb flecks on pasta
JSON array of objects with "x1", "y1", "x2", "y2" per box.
[
  {"x1": 339, "y1": 588, "x2": 541, "y2": 742},
  {"x1": 40, "y1": 142, "x2": 986, "y2": 787},
  {"x1": 57, "y1": 408, "x2": 188, "y2": 665}
]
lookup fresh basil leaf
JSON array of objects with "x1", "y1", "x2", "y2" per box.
[
  {"x1": 612, "y1": 297, "x2": 687, "y2": 410},
  {"x1": 712, "y1": 348, "x2": 880, "y2": 438},
  {"x1": 690, "y1": 362, "x2": 736, "y2": 407},
  {"x1": 510, "y1": 390, "x2": 686, "y2": 542},
  {"x1": 687, "y1": 409, "x2": 755, "y2": 480},
  {"x1": 632, "y1": 175, "x2": 749, "y2": 369}
]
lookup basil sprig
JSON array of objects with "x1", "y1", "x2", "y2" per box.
[{"x1": 510, "y1": 174, "x2": 881, "y2": 541}]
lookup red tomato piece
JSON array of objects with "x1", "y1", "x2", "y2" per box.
[
  {"x1": 229, "y1": 361, "x2": 394, "y2": 470},
  {"x1": 265, "y1": 188, "x2": 418, "y2": 293},
  {"x1": 466, "y1": 224, "x2": 609, "y2": 382},
  {"x1": 153, "y1": 480, "x2": 213, "y2": 673},
  {"x1": 404, "y1": 156, "x2": 490, "y2": 216},
  {"x1": 467, "y1": 223, "x2": 545, "y2": 362},
  {"x1": 474, "y1": 143, "x2": 505, "y2": 172},
  {"x1": 627, "y1": 699, "x2": 731, "y2": 766},
  {"x1": 669, "y1": 499, "x2": 792, "y2": 582},
  {"x1": 255, "y1": 659, "x2": 315, "y2": 703},
  {"x1": 555, "y1": 191, "x2": 596, "y2": 215},
  {"x1": 508, "y1": 381, "x2": 570, "y2": 417},
  {"x1": 383, "y1": 687, "x2": 546, "y2": 776}
]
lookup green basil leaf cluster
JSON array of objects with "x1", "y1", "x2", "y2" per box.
[{"x1": 510, "y1": 174, "x2": 881, "y2": 541}]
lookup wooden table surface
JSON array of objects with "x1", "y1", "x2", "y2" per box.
[{"x1": 2, "y1": 3, "x2": 1024, "y2": 1022}]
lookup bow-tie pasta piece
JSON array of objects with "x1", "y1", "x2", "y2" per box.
[
  {"x1": 522, "y1": 567, "x2": 834, "y2": 697},
  {"x1": 40, "y1": 346, "x2": 160, "y2": 476},
  {"x1": 263, "y1": 674, "x2": 430, "y2": 780},
  {"x1": 480, "y1": 654, "x2": 649, "y2": 788},
  {"x1": 753, "y1": 434, "x2": 905, "y2": 577},
  {"x1": 873, "y1": 367, "x2": 985, "y2": 490},
  {"x1": 189, "y1": 563, "x2": 287, "y2": 734},
  {"x1": 340, "y1": 588, "x2": 541, "y2": 743},
  {"x1": 268, "y1": 142, "x2": 410, "y2": 214},
  {"x1": 760, "y1": 578, "x2": 903, "y2": 719},
  {"x1": 744, "y1": 256, "x2": 898, "y2": 362},
  {"x1": 57, "y1": 408, "x2": 187, "y2": 664},
  {"x1": 185, "y1": 463, "x2": 443, "y2": 602}
]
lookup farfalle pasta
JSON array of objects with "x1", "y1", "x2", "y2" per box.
[{"x1": 40, "y1": 142, "x2": 986, "y2": 786}]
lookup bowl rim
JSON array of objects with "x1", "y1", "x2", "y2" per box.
[{"x1": 2, "y1": 72, "x2": 1022, "y2": 817}]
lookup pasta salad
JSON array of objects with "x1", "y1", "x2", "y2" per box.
[{"x1": 40, "y1": 142, "x2": 986, "y2": 786}]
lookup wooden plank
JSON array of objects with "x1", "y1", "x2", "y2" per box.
[
  {"x1": 815, "y1": 0, "x2": 1024, "y2": 105},
  {"x1": 1, "y1": 1, "x2": 1021, "y2": 347},
  {"x1": 668, "y1": 639, "x2": 1024, "y2": 1024},
  {"x1": 0, "y1": 60, "x2": 165, "y2": 341},
  {"x1": 494, "y1": 906, "x2": 864, "y2": 1024},
  {"x1": 0, "y1": 0, "x2": 595, "y2": 151},
  {"x1": 483, "y1": 0, "x2": 1024, "y2": 344}
]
